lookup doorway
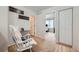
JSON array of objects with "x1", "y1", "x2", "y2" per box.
[{"x1": 45, "y1": 13, "x2": 56, "y2": 33}]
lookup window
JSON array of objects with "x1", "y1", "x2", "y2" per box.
[{"x1": 46, "y1": 20, "x2": 54, "y2": 28}]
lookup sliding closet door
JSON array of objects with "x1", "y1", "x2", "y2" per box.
[{"x1": 59, "y1": 8, "x2": 73, "y2": 45}]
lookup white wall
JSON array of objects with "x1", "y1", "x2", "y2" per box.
[
  {"x1": 9, "y1": 6, "x2": 36, "y2": 31},
  {"x1": 18, "y1": 19, "x2": 29, "y2": 30},
  {"x1": 73, "y1": 7, "x2": 79, "y2": 50},
  {"x1": 9, "y1": 12, "x2": 30, "y2": 30},
  {"x1": 13, "y1": 6, "x2": 36, "y2": 16},
  {"x1": 35, "y1": 14, "x2": 46, "y2": 37},
  {"x1": 0, "y1": 6, "x2": 8, "y2": 51}
]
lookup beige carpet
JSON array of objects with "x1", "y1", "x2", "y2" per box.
[{"x1": 32, "y1": 33, "x2": 76, "y2": 52}]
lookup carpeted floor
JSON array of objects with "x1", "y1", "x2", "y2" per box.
[{"x1": 32, "y1": 33, "x2": 76, "y2": 52}]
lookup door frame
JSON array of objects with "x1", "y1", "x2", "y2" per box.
[{"x1": 58, "y1": 8, "x2": 73, "y2": 46}]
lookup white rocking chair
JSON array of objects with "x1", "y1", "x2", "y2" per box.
[{"x1": 9, "y1": 25, "x2": 34, "y2": 52}]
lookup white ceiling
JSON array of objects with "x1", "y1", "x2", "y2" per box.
[{"x1": 25, "y1": 6, "x2": 52, "y2": 14}]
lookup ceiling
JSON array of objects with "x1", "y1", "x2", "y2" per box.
[{"x1": 25, "y1": 6, "x2": 52, "y2": 14}]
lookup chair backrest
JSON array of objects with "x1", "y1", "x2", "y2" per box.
[
  {"x1": 9, "y1": 25, "x2": 23, "y2": 48},
  {"x1": 9, "y1": 25, "x2": 36, "y2": 52}
]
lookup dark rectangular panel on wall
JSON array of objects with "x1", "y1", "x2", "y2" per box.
[
  {"x1": 9, "y1": 6, "x2": 24, "y2": 14},
  {"x1": 19, "y1": 15, "x2": 29, "y2": 20}
]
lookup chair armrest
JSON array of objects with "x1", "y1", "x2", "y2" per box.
[
  {"x1": 18, "y1": 38, "x2": 32, "y2": 44},
  {"x1": 23, "y1": 34, "x2": 30, "y2": 37}
]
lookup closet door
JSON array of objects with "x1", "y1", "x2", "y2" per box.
[{"x1": 59, "y1": 8, "x2": 73, "y2": 45}]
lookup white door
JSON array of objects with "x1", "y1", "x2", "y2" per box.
[{"x1": 59, "y1": 8, "x2": 73, "y2": 45}]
